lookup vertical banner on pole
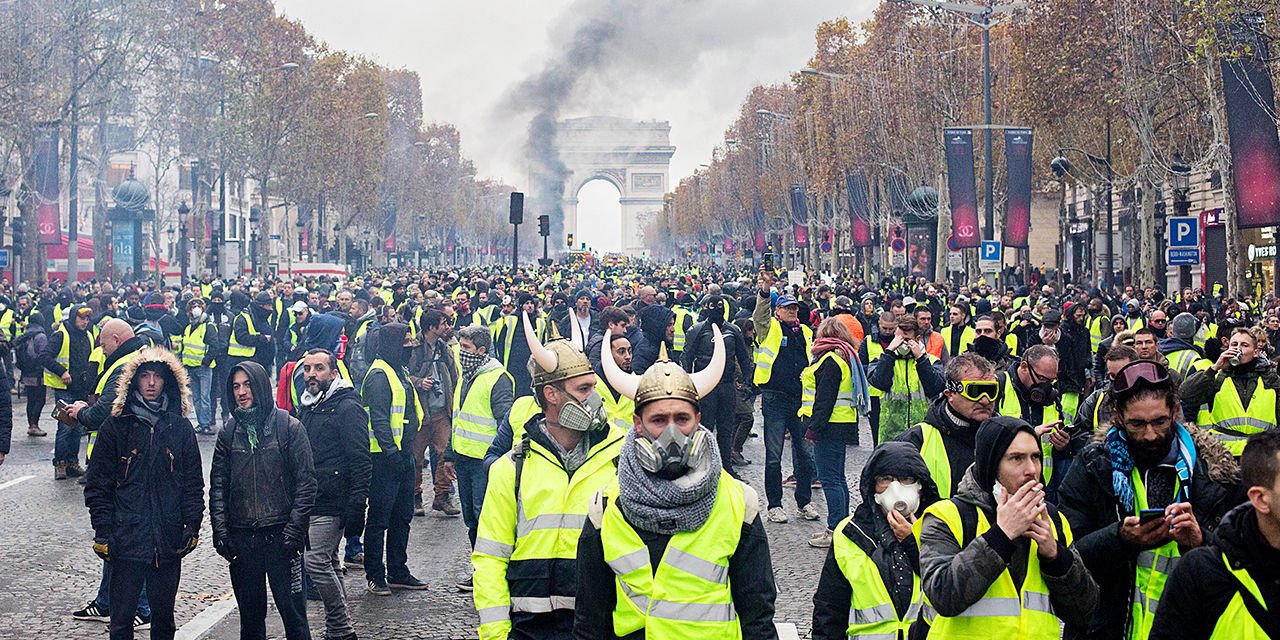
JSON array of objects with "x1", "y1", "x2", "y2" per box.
[
  {"x1": 35, "y1": 125, "x2": 60, "y2": 246},
  {"x1": 944, "y1": 128, "x2": 981, "y2": 248},
  {"x1": 793, "y1": 223, "x2": 810, "y2": 248},
  {"x1": 1222, "y1": 14, "x2": 1280, "y2": 229},
  {"x1": 1004, "y1": 128, "x2": 1033, "y2": 248},
  {"x1": 845, "y1": 170, "x2": 873, "y2": 247},
  {"x1": 789, "y1": 184, "x2": 809, "y2": 224},
  {"x1": 380, "y1": 203, "x2": 396, "y2": 251},
  {"x1": 752, "y1": 205, "x2": 766, "y2": 252}
]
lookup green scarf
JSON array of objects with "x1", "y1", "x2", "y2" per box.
[{"x1": 233, "y1": 406, "x2": 263, "y2": 451}]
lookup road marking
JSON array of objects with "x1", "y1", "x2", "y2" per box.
[
  {"x1": 776, "y1": 622, "x2": 799, "y2": 640},
  {"x1": 0, "y1": 475, "x2": 34, "y2": 491},
  {"x1": 175, "y1": 596, "x2": 236, "y2": 640}
]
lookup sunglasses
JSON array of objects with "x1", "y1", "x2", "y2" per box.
[
  {"x1": 1110, "y1": 360, "x2": 1171, "y2": 399},
  {"x1": 947, "y1": 379, "x2": 999, "y2": 402}
]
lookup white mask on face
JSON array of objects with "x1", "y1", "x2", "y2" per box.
[{"x1": 874, "y1": 480, "x2": 921, "y2": 517}]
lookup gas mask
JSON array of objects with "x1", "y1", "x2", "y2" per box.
[
  {"x1": 1028, "y1": 379, "x2": 1057, "y2": 406},
  {"x1": 557, "y1": 389, "x2": 606, "y2": 432},
  {"x1": 635, "y1": 422, "x2": 709, "y2": 479},
  {"x1": 874, "y1": 480, "x2": 921, "y2": 517},
  {"x1": 894, "y1": 344, "x2": 912, "y2": 358}
]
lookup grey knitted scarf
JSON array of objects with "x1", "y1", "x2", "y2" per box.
[
  {"x1": 130, "y1": 390, "x2": 169, "y2": 427},
  {"x1": 616, "y1": 426, "x2": 722, "y2": 535}
]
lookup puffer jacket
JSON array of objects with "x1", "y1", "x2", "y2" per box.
[
  {"x1": 298, "y1": 378, "x2": 371, "y2": 518},
  {"x1": 209, "y1": 361, "x2": 316, "y2": 547},
  {"x1": 1055, "y1": 423, "x2": 1238, "y2": 639},
  {"x1": 84, "y1": 347, "x2": 204, "y2": 563}
]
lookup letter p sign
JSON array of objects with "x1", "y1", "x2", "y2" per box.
[{"x1": 1168, "y1": 217, "x2": 1198, "y2": 248}]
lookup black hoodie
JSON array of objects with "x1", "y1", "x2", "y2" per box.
[{"x1": 361, "y1": 323, "x2": 420, "y2": 457}]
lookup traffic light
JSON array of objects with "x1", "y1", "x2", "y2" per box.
[
  {"x1": 11, "y1": 215, "x2": 22, "y2": 255},
  {"x1": 509, "y1": 192, "x2": 524, "y2": 225},
  {"x1": 567, "y1": 233, "x2": 574, "y2": 248},
  {"x1": 538, "y1": 214, "x2": 549, "y2": 237}
]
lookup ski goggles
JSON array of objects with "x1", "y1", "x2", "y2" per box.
[
  {"x1": 1110, "y1": 360, "x2": 1171, "y2": 401},
  {"x1": 946, "y1": 379, "x2": 999, "y2": 402}
]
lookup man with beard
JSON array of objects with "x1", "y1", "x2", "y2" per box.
[
  {"x1": 681, "y1": 294, "x2": 753, "y2": 477},
  {"x1": 1057, "y1": 360, "x2": 1237, "y2": 640},
  {"x1": 575, "y1": 325, "x2": 778, "y2": 639},
  {"x1": 298, "y1": 349, "x2": 370, "y2": 640},
  {"x1": 43, "y1": 304, "x2": 94, "y2": 479},
  {"x1": 227, "y1": 292, "x2": 275, "y2": 375},
  {"x1": 896, "y1": 353, "x2": 998, "y2": 499}
]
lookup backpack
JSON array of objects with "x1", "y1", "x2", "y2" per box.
[{"x1": 13, "y1": 331, "x2": 40, "y2": 373}]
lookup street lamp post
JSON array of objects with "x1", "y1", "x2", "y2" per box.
[
  {"x1": 177, "y1": 201, "x2": 190, "y2": 281},
  {"x1": 1055, "y1": 122, "x2": 1115, "y2": 290}
]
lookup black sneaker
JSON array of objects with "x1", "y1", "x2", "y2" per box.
[
  {"x1": 455, "y1": 575, "x2": 473, "y2": 592},
  {"x1": 72, "y1": 601, "x2": 109, "y2": 622},
  {"x1": 133, "y1": 613, "x2": 151, "y2": 630},
  {"x1": 388, "y1": 574, "x2": 428, "y2": 590},
  {"x1": 366, "y1": 578, "x2": 392, "y2": 596},
  {"x1": 345, "y1": 552, "x2": 364, "y2": 568}
]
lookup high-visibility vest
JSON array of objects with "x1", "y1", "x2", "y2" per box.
[
  {"x1": 0, "y1": 309, "x2": 14, "y2": 341},
  {"x1": 490, "y1": 314, "x2": 546, "y2": 366},
  {"x1": 832, "y1": 514, "x2": 922, "y2": 639},
  {"x1": 355, "y1": 317, "x2": 374, "y2": 342},
  {"x1": 601, "y1": 474, "x2": 746, "y2": 639},
  {"x1": 1194, "y1": 322, "x2": 1218, "y2": 351},
  {"x1": 672, "y1": 307, "x2": 694, "y2": 353},
  {"x1": 1005, "y1": 332, "x2": 1021, "y2": 357},
  {"x1": 290, "y1": 359, "x2": 352, "y2": 409},
  {"x1": 88, "y1": 350, "x2": 139, "y2": 460},
  {"x1": 227, "y1": 312, "x2": 260, "y2": 357},
  {"x1": 918, "y1": 422, "x2": 952, "y2": 499},
  {"x1": 1129, "y1": 471, "x2": 1182, "y2": 640},
  {"x1": 1208, "y1": 377, "x2": 1277, "y2": 456},
  {"x1": 179, "y1": 322, "x2": 212, "y2": 368},
  {"x1": 922, "y1": 331, "x2": 945, "y2": 359},
  {"x1": 917, "y1": 499, "x2": 1068, "y2": 639},
  {"x1": 44, "y1": 325, "x2": 71, "y2": 389},
  {"x1": 363, "y1": 359, "x2": 423, "y2": 454},
  {"x1": 471, "y1": 425, "x2": 625, "y2": 638},
  {"x1": 596, "y1": 378, "x2": 635, "y2": 431},
  {"x1": 753, "y1": 318, "x2": 813, "y2": 385},
  {"x1": 89, "y1": 346, "x2": 105, "y2": 385},
  {"x1": 1088, "y1": 316, "x2": 1107, "y2": 353},
  {"x1": 505, "y1": 396, "x2": 541, "y2": 445},
  {"x1": 866, "y1": 342, "x2": 885, "y2": 399},
  {"x1": 452, "y1": 364, "x2": 514, "y2": 459},
  {"x1": 201, "y1": 283, "x2": 212, "y2": 298},
  {"x1": 942, "y1": 324, "x2": 976, "y2": 358},
  {"x1": 1210, "y1": 552, "x2": 1271, "y2": 638},
  {"x1": 798, "y1": 351, "x2": 857, "y2": 422},
  {"x1": 1126, "y1": 317, "x2": 1146, "y2": 331},
  {"x1": 997, "y1": 373, "x2": 1061, "y2": 482},
  {"x1": 1166, "y1": 348, "x2": 1210, "y2": 380}
]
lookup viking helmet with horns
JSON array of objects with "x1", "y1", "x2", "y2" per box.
[
  {"x1": 600, "y1": 324, "x2": 725, "y2": 409},
  {"x1": 524, "y1": 310, "x2": 594, "y2": 387}
]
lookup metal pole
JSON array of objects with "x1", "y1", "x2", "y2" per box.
[
  {"x1": 69, "y1": 47, "x2": 79, "y2": 283},
  {"x1": 512, "y1": 222, "x2": 519, "y2": 271},
  {"x1": 982, "y1": 16, "x2": 994, "y2": 242},
  {"x1": 1106, "y1": 118, "x2": 1114, "y2": 292}
]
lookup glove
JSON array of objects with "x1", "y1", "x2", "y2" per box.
[
  {"x1": 92, "y1": 537, "x2": 110, "y2": 561},
  {"x1": 176, "y1": 526, "x2": 198, "y2": 558},
  {"x1": 213, "y1": 536, "x2": 236, "y2": 563},
  {"x1": 344, "y1": 504, "x2": 366, "y2": 539}
]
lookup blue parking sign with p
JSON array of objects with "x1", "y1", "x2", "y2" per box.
[
  {"x1": 980, "y1": 241, "x2": 1001, "y2": 261},
  {"x1": 1168, "y1": 217, "x2": 1198, "y2": 248}
]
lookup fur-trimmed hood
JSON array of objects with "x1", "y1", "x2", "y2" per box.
[{"x1": 111, "y1": 346, "x2": 193, "y2": 418}]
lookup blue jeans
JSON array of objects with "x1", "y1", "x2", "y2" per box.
[
  {"x1": 344, "y1": 537, "x2": 363, "y2": 560},
  {"x1": 95, "y1": 560, "x2": 151, "y2": 617},
  {"x1": 53, "y1": 388, "x2": 81, "y2": 466},
  {"x1": 761, "y1": 391, "x2": 813, "y2": 510},
  {"x1": 813, "y1": 438, "x2": 850, "y2": 530},
  {"x1": 187, "y1": 366, "x2": 213, "y2": 427},
  {"x1": 455, "y1": 455, "x2": 488, "y2": 546}
]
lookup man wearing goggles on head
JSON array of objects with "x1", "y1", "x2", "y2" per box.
[{"x1": 896, "y1": 353, "x2": 999, "y2": 499}]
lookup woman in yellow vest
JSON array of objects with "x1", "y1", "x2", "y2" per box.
[
  {"x1": 811, "y1": 442, "x2": 939, "y2": 639},
  {"x1": 1182, "y1": 327, "x2": 1280, "y2": 456},
  {"x1": 916, "y1": 415, "x2": 1098, "y2": 638}
]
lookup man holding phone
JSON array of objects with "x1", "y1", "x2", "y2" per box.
[{"x1": 1057, "y1": 360, "x2": 1237, "y2": 639}]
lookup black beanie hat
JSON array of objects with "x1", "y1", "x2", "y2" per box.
[{"x1": 973, "y1": 415, "x2": 1038, "y2": 490}]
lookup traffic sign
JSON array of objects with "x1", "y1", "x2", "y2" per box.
[
  {"x1": 0, "y1": 250, "x2": 10, "y2": 268},
  {"x1": 947, "y1": 235, "x2": 958, "y2": 251},
  {"x1": 946, "y1": 252, "x2": 962, "y2": 272},
  {"x1": 820, "y1": 241, "x2": 832, "y2": 253},
  {"x1": 891, "y1": 237, "x2": 906, "y2": 253},
  {"x1": 980, "y1": 240, "x2": 1001, "y2": 274},
  {"x1": 1167, "y1": 247, "x2": 1200, "y2": 266},
  {"x1": 1168, "y1": 216, "x2": 1198, "y2": 248}
]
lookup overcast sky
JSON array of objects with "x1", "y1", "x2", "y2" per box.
[{"x1": 275, "y1": 0, "x2": 876, "y2": 250}]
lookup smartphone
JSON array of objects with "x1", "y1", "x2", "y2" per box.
[
  {"x1": 762, "y1": 253, "x2": 774, "y2": 271},
  {"x1": 51, "y1": 399, "x2": 68, "y2": 419},
  {"x1": 1138, "y1": 508, "x2": 1166, "y2": 524}
]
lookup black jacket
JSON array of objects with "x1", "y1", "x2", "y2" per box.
[
  {"x1": 1056, "y1": 425, "x2": 1239, "y2": 639},
  {"x1": 84, "y1": 347, "x2": 204, "y2": 564},
  {"x1": 299, "y1": 380, "x2": 371, "y2": 518},
  {"x1": 1151, "y1": 503, "x2": 1280, "y2": 640},
  {"x1": 78, "y1": 336, "x2": 148, "y2": 432},
  {"x1": 632, "y1": 305, "x2": 674, "y2": 375},
  {"x1": 894, "y1": 397, "x2": 982, "y2": 498},
  {"x1": 43, "y1": 322, "x2": 93, "y2": 395},
  {"x1": 680, "y1": 319, "x2": 753, "y2": 390},
  {"x1": 362, "y1": 359, "x2": 424, "y2": 458},
  {"x1": 209, "y1": 361, "x2": 316, "y2": 546}
]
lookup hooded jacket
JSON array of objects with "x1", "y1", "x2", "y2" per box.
[
  {"x1": 210, "y1": 361, "x2": 316, "y2": 546},
  {"x1": 77, "y1": 335, "x2": 149, "y2": 432},
  {"x1": 361, "y1": 323, "x2": 424, "y2": 458},
  {"x1": 303, "y1": 313, "x2": 346, "y2": 352},
  {"x1": 1055, "y1": 423, "x2": 1238, "y2": 639},
  {"x1": 1150, "y1": 502, "x2": 1280, "y2": 639},
  {"x1": 894, "y1": 397, "x2": 983, "y2": 498},
  {"x1": 680, "y1": 318, "x2": 752, "y2": 390},
  {"x1": 1056, "y1": 303, "x2": 1092, "y2": 394},
  {"x1": 299, "y1": 377, "x2": 371, "y2": 518},
  {"x1": 84, "y1": 347, "x2": 203, "y2": 563},
  {"x1": 631, "y1": 304, "x2": 674, "y2": 374},
  {"x1": 812, "y1": 442, "x2": 940, "y2": 639}
]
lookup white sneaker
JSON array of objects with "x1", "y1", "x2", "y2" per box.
[
  {"x1": 766, "y1": 506, "x2": 789, "y2": 523},
  {"x1": 808, "y1": 529, "x2": 834, "y2": 548},
  {"x1": 799, "y1": 503, "x2": 821, "y2": 521}
]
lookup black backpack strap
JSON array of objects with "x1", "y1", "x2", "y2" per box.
[{"x1": 512, "y1": 432, "x2": 532, "y2": 504}]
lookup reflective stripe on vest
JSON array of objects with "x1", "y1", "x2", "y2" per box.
[
  {"x1": 451, "y1": 365, "x2": 511, "y2": 459},
  {"x1": 1210, "y1": 378, "x2": 1277, "y2": 456},
  {"x1": 753, "y1": 318, "x2": 813, "y2": 385},
  {"x1": 181, "y1": 323, "x2": 210, "y2": 368},
  {"x1": 1129, "y1": 470, "x2": 1182, "y2": 639},
  {"x1": 997, "y1": 374, "x2": 1061, "y2": 481},
  {"x1": 798, "y1": 351, "x2": 856, "y2": 422},
  {"x1": 672, "y1": 307, "x2": 693, "y2": 351},
  {"x1": 918, "y1": 422, "x2": 952, "y2": 499},
  {"x1": 227, "y1": 312, "x2": 259, "y2": 357},
  {"x1": 602, "y1": 474, "x2": 745, "y2": 638},
  {"x1": 917, "y1": 499, "x2": 1067, "y2": 639},
  {"x1": 1209, "y1": 552, "x2": 1271, "y2": 639},
  {"x1": 363, "y1": 359, "x2": 422, "y2": 453},
  {"x1": 832, "y1": 514, "x2": 922, "y2": 640},
  {"x1": 44, "y1": 325, "x2": 72, "y2": 389}
]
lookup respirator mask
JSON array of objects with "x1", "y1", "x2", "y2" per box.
[
  {"x1": 1028, "y1": 379, "x2": 1057, "y2": 405},
  {"x1": 894, "y1": 344, "x2": 912, "y2": 357},
  {"x1": 874, "y1": 480, "x2": 921, "y2": 517},
  {"x1": 635, "y1": 422, "x2": 708, "y2": 479},
  {"x1": 557, "y1": 389, "x2": 606, "y2": 432}
]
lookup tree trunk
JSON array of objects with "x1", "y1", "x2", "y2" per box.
[{"x1": 93, "y1": 102, "x2": 110, "y2": 280}]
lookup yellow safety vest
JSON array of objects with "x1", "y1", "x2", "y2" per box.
[
  {"x1": 1208, "y1": 377, "x2": 1277, "y2": 456},
  {"x1": 505, "y1": 396, "x2": 541, "y2": 445},
  {"x1": 452, "y1": 364, "x2": 513, "y2": 459},
  {"x1": 1129, "y1": 471, "x2": 1182, "y2": 640},
  {"x1": 601, "y1": 474, "x2": 746, "y2": 639},
  {"x1": 918, "y1": 422, "x2": 952, "y2": 499},
  {"x1": 88, "y1": 350, "x2": 139, "y2": 460},
  {"x1": 179, "y1": 323, "x2": 211, "y2": 368},
  {"x1": 866, "y1": 342, "x2": 885, "y2": 399},
  {"x1": 753, "y1": 318, "x2": 813, "y2": 385},
  {"x1": 832, "y1": 514, "x2": 922, "y2": 639},
  {"x1": 917, "y1": 499, "x2": 1068, "y2": 639},
  {"x1": 227, "y1": 312, "x2": 260, "y2": 357},
  {"x1": 596, "y1": 379, "x2": 636, "y2": 432},
  {"x1": 997, "y1": 373, "x2": 1061, "y2": 482},
  {"x1": 290, "y1": 359, "x2": 352, "y2": 409},
  {"x1": 89, "y1": 346, "x2": 105, "y2": 385},
  {"x1": 1005, "y1": 332, "x2": 1021, "y2": 357},
  {"x1": 471, "y1": 426, "x2": 625, "y2": 638},
  {"x1": 1210, "y1": 552, "x2": 1271, "y2": 639},
  {"x1": 942, "y1": 325, "x2": 976, "y2": 358},
  {"x1": 1126, "y1": 317, "x2": 1146, "y2": 331},
  {"x1": 1167, "y1": 349, "x2": 1210, "y2": 380},
  {"x1": 1194, "y1": 323, "x2": 1218, "y2": 351},
  {"x1": 1088, "y1": 316, "x2": 1107, "y2": 353},
  {"x1": 799, "y1": 351, "x2": 857, "y2": 422},
  {"x1": 491, "y1": 314, "x2": 547, "y2": 367},
  {"x1": 672, "y1": 307, "x2": 694, "y2": 353},
  {"x1": 363, "y1": 359, "x2": 423, "y2": 454},
  {"x1": 0, "y1": 309, "x2": 14, "y2": 341},
  {"x1": 44, "y1": 325, "x2": 71, "y2": 389}
]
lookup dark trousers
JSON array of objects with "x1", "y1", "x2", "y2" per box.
[
  {"x1": 365, "y1": 453, "x2": 415, "y2": 582},
  {"x1": 212, "y1": 361, "x2": 229, "y2": 424},
  {"x1": 868, "y1": 397, "x2": 882, "y2": 447},
  {"x1": 701, "y1": 384, "x2": 737, "y2": 470},
  {"x1": 228, "y1": 527, "x2": 311, "y2": 640},
  {"x1": 455, "y1": 455, "x2": 488, "y2": 547},
  {"x1": 24, "y1": 383, "x2": 45, "y2": 425},
  {"x1": 733, "y1": 394, "x2": 756, "y2": 453},
  {"x1": 53, "y1": 388, "x2": 80, "y2": 465},
  {"x1": 108, "y1": 560, "x2": 180, "y2": 640}
]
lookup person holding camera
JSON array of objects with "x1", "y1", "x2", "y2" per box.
[{"x1": 1181, "y1": 326, "x2": 1280, "y2": 456}]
